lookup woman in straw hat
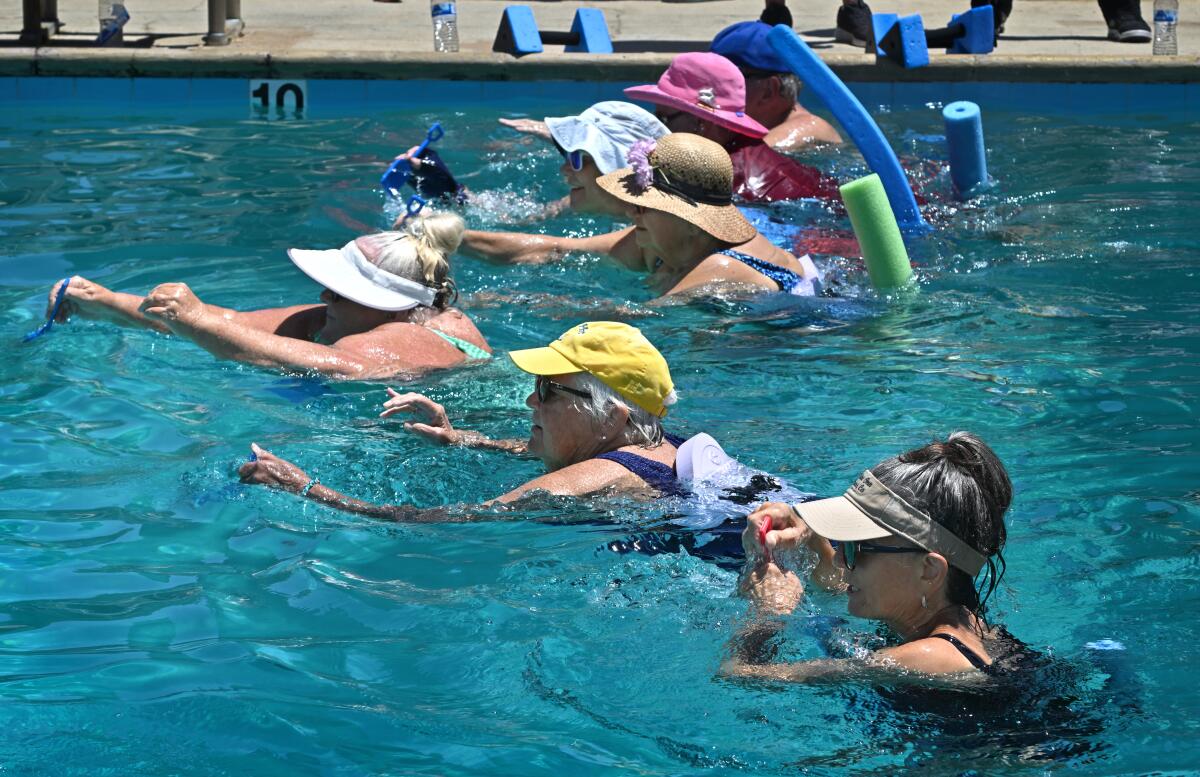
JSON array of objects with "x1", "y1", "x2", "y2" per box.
[
  {"x1": 721, "y1": 432, "x2": 1038, "y2": 682},
  {"x1": 462, "y1": 133, "x2": 823, "y2": 299},
  {"x1": 42, "y1": 213, "x2": 490, "y2": 380}
]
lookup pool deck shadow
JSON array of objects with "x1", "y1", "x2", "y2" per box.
[{"x1": 1, "y1": 0, "x2": 1197, "y2": 82}]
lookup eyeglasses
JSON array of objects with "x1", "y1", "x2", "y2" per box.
[
  {"x1": 829, "y1": 540, "x2": 926, "y2": 571},
  {"x1": 553, "y1": 141, "x2": 586, "y2": 172},
  {"x1": 535, "y1": 375, "x2": 592, "y2": 404}
]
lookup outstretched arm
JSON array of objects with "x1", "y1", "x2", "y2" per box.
[
  {"x1": 239, "y1": 444, "x2": 522, "y2": 523},
  {"x1": 239, "y1": 444, "x2": 460, "y2": 523},
  {"x1": 380, "y1": 389, "x2": 528, "y2": 454},
  {"x1": 47, "y1": 276, "x2": 323, "y2": 338},
  {"x1": 461, "y1": 227, "x2": 638, "y2": 267},
  {"x1": 138, "y1": 283, "x2": 400, "y2": 379}
]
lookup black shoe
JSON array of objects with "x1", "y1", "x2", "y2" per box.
[
  {"x1": 835, "y1": 0, "x2": 872, "y2": 47},
  {"x1": 970, "y1": 0, "x2": 1011, "y2": 34},
  {"x1": 760, "y1": 2, "x2": 793, "y2": 28},
  {"x1": 1100, "y1": 0, "x2": 1152, "y2": 41}
]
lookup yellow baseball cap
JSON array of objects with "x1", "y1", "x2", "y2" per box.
[{"x1": 508, "y1": 321, "x2": 677, "y2": 418}]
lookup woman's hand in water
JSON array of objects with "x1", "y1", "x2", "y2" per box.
[
  {"x1": 47, "y1": 276, "x2": 110, "y2": 322},
  {"x1": 497, "y1": 117, "x2": 552, "y2": 141},
  {"x1": 138, "y1": 282, "x2": 206, "y2": 329},
  {"x1": 744, "y1": 502, "x2": 813, "y2": 560},
  {"x1": 238, "y1": 443, "x2": 313, "y2": 493},
  {"x1": 738, "y1": 559, "x2": 804, "y2": 616},
  {"x1": 380, "y1": 389, "x2": 462, "y2": 445}
]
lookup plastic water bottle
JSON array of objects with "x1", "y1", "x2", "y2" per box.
[
  {"x1": 1153, "y1": 0, "x2": 1178, "y2": 55},
  {"x1": 430, "y1": 0, "x2": 459, "y2": 53}
]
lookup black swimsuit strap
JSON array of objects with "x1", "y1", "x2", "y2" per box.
[{"x1": 928, "y1": 632, "x2": 990, "y2": 670}]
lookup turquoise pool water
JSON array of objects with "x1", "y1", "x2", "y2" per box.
[{"x1": 1, "y1": 81, "x2": 1198, "y2": 775}]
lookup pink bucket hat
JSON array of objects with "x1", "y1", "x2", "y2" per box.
[{"x1": 624, "y1": 52, "x2": 768, "y2": 140}]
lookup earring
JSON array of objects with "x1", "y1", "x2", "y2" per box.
[{"x1": 921, "y1": 594, "x2": 928, "y2": 609}]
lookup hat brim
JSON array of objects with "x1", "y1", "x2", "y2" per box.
[
  {"x1": 623, "y1": 85, "x2": 768, "y2": 140},
  {"x1": 793, "y1": 494, "x2": 894, "y2": 542},
  {"x1": 546, "y1": 116, "x2": 617, "y2": 175},
  {"x1": 595, "y1": 168, "x2": 757, "y2": 246},
  {"x1": 508, "y1": 345, "x2": 581, "y2": 376},
  {"x1": 287, "y1": 246, "x2": 427, "y2": 312}
]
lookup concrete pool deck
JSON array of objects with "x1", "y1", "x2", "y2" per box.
[{"x1": 1, "y1": 0, "x2": 1198, "y2": 81}]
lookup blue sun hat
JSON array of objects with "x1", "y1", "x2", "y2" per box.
[{"x1": 544, "y1": 101, "x2": 669, "y2": 175}]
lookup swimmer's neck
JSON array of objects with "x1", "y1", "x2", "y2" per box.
[
  {"x1": 887, "y1": 602, "x2": 982, "y2": 642},
  {"x1": 646, "y1": 236, "x2": 723, "y2": 282}
]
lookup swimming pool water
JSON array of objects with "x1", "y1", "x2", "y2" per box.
[{"x1": 1, "y1": 85, "x2": 1198, "y2": 775}]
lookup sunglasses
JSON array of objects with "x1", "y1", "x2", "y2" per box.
[
  {"x1": 829, "y1": 540, "x2": 926, "y2": 571},
  {"x1": 553, "y1": 141, "x2": 586, "y2": 172},
  {"x1": 535, "y1": 375, "x2": 592, "y2": 404}
]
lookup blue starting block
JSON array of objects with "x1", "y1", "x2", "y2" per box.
[
  {"x1": 493, "y1": 6, "x2": 613, "y2": 57},
  {"x1": 872, "y1": 5, "x2": 994, "y2": 68}
]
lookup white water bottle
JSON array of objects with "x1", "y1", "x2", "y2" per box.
[
  {"x1": 430, "y1": 0, "x2": 459, "y2": 53},
  {"x1": 1153, "y1": 0, "x2": 1178, "y2": 55}
]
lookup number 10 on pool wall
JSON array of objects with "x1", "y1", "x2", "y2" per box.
[{"x1": 249, "y1": 80, "x2": 308, "y2": 118}]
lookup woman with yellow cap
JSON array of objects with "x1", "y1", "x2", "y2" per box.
[{"x1": 239, "y1": 322, "x2": 708, "y2": 516}]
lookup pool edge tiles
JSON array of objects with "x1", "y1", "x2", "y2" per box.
[{"x1": 0, "y1": 76, "x2": 1193, "y2": 116}]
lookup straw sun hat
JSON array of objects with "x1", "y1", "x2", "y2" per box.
[{"x1": 596, "y1": 133, "x2": 756, "y2": 246}]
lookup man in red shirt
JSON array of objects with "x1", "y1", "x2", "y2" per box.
[{"x1": 624, "y1": 52, "x2": 841, "y2": 205}]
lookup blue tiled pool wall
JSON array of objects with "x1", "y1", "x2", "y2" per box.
[{"x1": 1, "y1": 76, "x2": 1194, "y2": 117}]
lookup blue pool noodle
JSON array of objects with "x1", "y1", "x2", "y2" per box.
[
  {"x1": 942, "y1": 101, "x2": 988, "y2": 198},
  {"x1": 766, "y1": 25, "x2": 930, "y2": 235}
]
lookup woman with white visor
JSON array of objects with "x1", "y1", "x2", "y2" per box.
[
  {"x1": 722, "y1": 432, "x2": 1036, "y2": 682},
  {"x1": 42, "y1": 213, "x2": 490, "y2": 380}
]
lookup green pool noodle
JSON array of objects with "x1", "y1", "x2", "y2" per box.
[{"x1": 840, "y1": 173, "x2": 914, "y2": 289}]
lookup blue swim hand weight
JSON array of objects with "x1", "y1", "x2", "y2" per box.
[
  {"x1": 24, "y1": 278, "x2": 70, "y2": 342},
  {"x1": 381, "y1": 122, "x2": 445, "y2": 197}
]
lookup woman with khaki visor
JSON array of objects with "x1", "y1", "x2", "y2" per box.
[{"x1": 721, "y1": 432, "x2": 1034, "y2": 681}]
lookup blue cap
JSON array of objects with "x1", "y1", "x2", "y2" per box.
[{"x1": 710, "y1": 21, "x2": 789, "y2": 74}]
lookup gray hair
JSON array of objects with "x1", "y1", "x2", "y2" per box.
[
  {"x1": 358, "y1": 212, "x2": 465, "y2": 309},
  {"x1": 777, "y1": 73, "x2": 802, "y2": 104},
  {"x1": 573, "y1": 372, "x2": 665, "y2": 447}
]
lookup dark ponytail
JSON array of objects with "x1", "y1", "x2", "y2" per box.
[{"x1": 870, "y1": 432, "x2": 1011, "y2": 617}]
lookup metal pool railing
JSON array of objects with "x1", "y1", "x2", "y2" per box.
[{"x1": 18, "y1": 0, "x2": 244, "y2": 46}]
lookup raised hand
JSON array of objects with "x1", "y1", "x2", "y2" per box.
[
  {"x1": 743, "y1": 502, "x2": 812, "y2": 560},
  {"x1": 380, "y1": 388, "x2": 460, "y2": 445},
  {"x1": 394, "y1": 145, "x2": 424, "y2": 170}
]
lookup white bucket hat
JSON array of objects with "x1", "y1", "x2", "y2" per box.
[
  {"x1": 287, "y1": 239, "x2": 437, "y2": 312},
  {"x1": 545, "y1": 101, "x2": 669, "y2": 175}
]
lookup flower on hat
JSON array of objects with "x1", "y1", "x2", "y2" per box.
[
  {"x1": 627, "y1": 139, "x2": 657, "y2": 192},
  {"x1": 697, "y1": 87, "x2": 718, "y2": 110}
]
